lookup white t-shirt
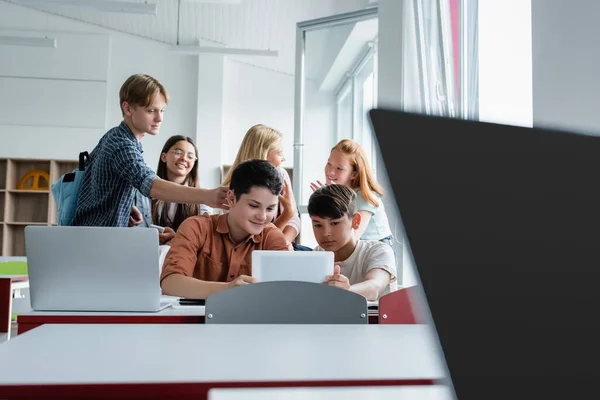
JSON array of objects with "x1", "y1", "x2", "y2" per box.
[
  {"x1": 355, "y1": 189, "x2": 393, "y2": 241},
  {"x1": 314, "y1": 240, "x2": 397, "y2": 299},
  {"x1": 156, "y1": 182, "x2": 212, "y2": 223},
  {"x1": 157, "y1": 201, "x2": 212, "y2": 222}
]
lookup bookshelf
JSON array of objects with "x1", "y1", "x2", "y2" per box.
[{"x1": 0, "y1": 158, "x2": 78, "y2": 256}]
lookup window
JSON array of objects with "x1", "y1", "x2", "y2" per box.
[
  {"x1": 294, "y1": 10, "x2": 379, "y2": 250},
  {"x1": 336, "y1": 82, "x2": 353, "y2": 142},
  {"x1": 334, "y1": 44, "x2": 379, "y2": 176},
  {"x1": 357, "y1": 59, "x2": 377, "y2": 175}
]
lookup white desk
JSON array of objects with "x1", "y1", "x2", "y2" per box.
[
  {"x1": 16, "y1": 304, "x2": 205, "y2": 335},
  {"x1": 0, "y1": 324, "x2": 447, "y2": 399},
  {"x1": 19, "y1": 305, "x2": 205, "y2": 317},
  {"x1": 208, "y1": 385, "x2": 455, "y2": 400}
]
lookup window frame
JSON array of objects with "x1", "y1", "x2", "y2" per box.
[{"x1": 334, "y1": 42, "x2": 379, "y2": 176}]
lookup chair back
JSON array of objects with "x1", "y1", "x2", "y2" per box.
[
  {"x1": 379, "y1": 286, "x2": 423, "y2": 324},
  {"x1": 205, "y1": 281, "x2": 368, "y2": 324}
]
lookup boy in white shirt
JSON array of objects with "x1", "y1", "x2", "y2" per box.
[{"x1": 309, "y1": 184, "x2": 397, "y2": 301}]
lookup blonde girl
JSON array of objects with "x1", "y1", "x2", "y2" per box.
[{"x1": 224, "y1": 124, "x2": 301, "y2": 248}]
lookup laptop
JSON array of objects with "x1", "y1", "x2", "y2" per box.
[
  {"x1": 368, "y1": 108, "x2": 600, "y2": 399},
  {"x1": 25, "y1": 226, "x2": 170, "y2": 312},
  {"x1": 252, "y1": 250, "x2": 334, "y2": 283}
]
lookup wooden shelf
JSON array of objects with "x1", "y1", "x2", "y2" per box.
[
  {"x1": 5, "y1": 222, "x2": 47, "y2": 226},
  {"x1": 7, "y1": 190, "x2": 49, "y2": 194},
  {"x1": 0, "y1": 160, "x2": 6, "y2": 191},
  {"x1": 1, "y1": 157, "x2": 77, "y2": 257}
]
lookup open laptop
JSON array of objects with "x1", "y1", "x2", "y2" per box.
[
  {"x1": 25, "y1": 226, "x2": 171, "y2": 312},
  {"x1": 252, "y1": 251, "x2": 334, "y2": 283},
  {"x1": 368, "y1": 109, "x2": 600, "y2": 399}
]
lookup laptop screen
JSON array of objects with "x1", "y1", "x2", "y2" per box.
[{"x1": 369, "y1": 109, "x2": 600, "y2": 398}]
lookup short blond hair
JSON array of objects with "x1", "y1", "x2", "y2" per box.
[
  {"x1": 119, "y1": 74, "x2": 168, "y2": 116},
  {"x1": 223, "y1": 124, "x2": 283, "y2": 186}
]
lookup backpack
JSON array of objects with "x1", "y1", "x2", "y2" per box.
[{"x1": 51, "y1": 151, "x2": 89, "y2": 226}]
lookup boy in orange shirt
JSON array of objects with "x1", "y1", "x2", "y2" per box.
[{"x1": 160, "y1": 159, "x2": 289, "y2": 299}]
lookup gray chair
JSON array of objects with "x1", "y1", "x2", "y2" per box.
[{"x1": 205, "y1": 281, "x2": 368, "y2": 324}]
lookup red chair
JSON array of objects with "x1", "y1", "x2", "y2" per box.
[{"x1": 378, "y1": 286, "x2": 424, "y2": 324}]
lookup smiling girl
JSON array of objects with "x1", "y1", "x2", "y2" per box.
[
  {"x1": 150, "y1": 135, "x2": 211, "y2": 243},
  {"x1": 311, "y1": 139, "x2": 393, "y2": 246}
]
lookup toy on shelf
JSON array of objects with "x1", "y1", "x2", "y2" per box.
[{"x1": 16, "y1": 169, "x2": 50, "y2": 191}]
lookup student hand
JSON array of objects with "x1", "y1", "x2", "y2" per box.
[
  {"x1": 324, "y1": 265, "x2": 350, "y2": 290},
  {"x1": 310, "y1": 180, "x2": 325, "y2": 192},
  {"x1": 158, "y1": 227, "x2": 176, "y2": 245},
  {"x1": 205, "y1": 186, "x2": 230, "y2": 210},
  {"x1": 278, "y1": 180, "x2": 296, "y2": 215},
  {"x1": 128, "y1": 206, "x2": 143, "y2": 227},
  {"x1": 228, "y1": 275, "x2": 256, "y2": 289}
]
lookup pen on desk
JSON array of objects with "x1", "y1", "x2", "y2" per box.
[{"x1": 178, "y1": 299, "x2": 206, "y2": 306}]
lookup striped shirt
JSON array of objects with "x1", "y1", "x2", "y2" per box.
[{"x1": 72, "y1": 121, "x2": 157, "y2": 227}]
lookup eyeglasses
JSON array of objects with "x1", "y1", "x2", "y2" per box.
[{"x1": 170, "y1": 149, "x2": 197, "y2": 162}]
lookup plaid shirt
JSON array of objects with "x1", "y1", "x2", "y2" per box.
[
  {"x1": 72, "y1": 122, "x2": 157, "y2": 227},
  {"x1": 134, "y1": 189, "x2": 153, "y2": 228}
]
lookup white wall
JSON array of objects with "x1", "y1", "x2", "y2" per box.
[
  {"x1": 221, "y1": 60, "x2": 296, "y2": 170},
  {"x1": 195, "y1": 54, "x2": 225, "y2": 189},
  {"x1": 0, "y1": 13, "x2": 108, "y2": 160},
  {"x1": 532, "y1": 0, "x2": 600, "y2": 135},
  {"x1": 0, "y1": 1, "x2": 198, "y2": 172}
]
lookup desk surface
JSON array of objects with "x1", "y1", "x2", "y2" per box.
[
  {"x1": 18, "y1": 305, "x2": 205, "y2": 317},
  {"x1": 208, "y1": 385, "x2": 455, "y2": 400},
  {"x1": 18, "y1": 300, "x2": 380, "y2": 319},
  {"x1": 0, "y1": 324, "x2": 446, "y2": 386}
]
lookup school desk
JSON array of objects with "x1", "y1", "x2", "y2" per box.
[
  {"x1": 0, "y1": 323, "x2": 447, "y2": 399},
  {"x1": 16, "y1": 304, "x2": 206, "y2": 335},
  {"x1": 207, "y1": 385, "x2": 455, "y2": 400}
]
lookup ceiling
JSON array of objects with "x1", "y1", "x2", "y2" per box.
[{"x1": 3, "y1": 0, "x2": 373, "y2": 76}]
